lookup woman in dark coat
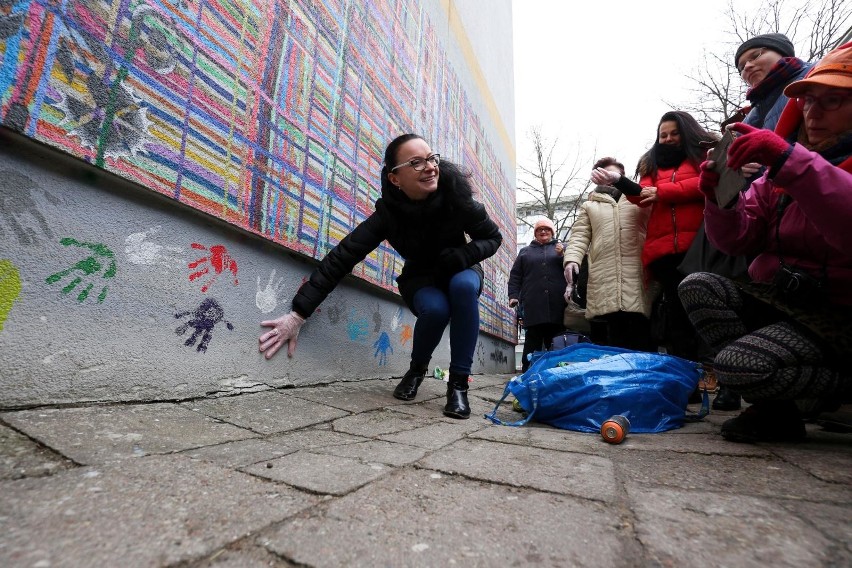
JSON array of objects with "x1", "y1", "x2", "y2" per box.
[
  {"x1": 508, "y1": 218, "x2": 566, "y2": 372},
  {"x1": 258, "y1": 133, "x2": 502, "y2": 419}
]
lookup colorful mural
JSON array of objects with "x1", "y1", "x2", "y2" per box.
[{"x1": 0, "y1": 0, "x2": 516, "y2": 341}]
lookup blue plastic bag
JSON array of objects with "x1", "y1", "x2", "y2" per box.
[{"x1": 485, "y1": 344, "x2": 702, "y2": 433}]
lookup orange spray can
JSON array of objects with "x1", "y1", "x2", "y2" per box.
[{"x1": 601, "y1": 415, "x2": 630, "y2": 444}]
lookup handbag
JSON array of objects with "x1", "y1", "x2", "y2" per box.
[
  {"x1": 485, "y1": 343, "x2": 702, "y2": 433},
  {"x1": 550, "y1": 331, "x2": 591, "y2": 350}
]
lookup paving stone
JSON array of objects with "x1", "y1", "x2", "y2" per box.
[
  {"x1": 629, "y1": 484, "x2": 835, "y2": 567},
  {"x1": 417, "y1": 438, "x2": 618, "y2": 502},
  {"x1": 259, "y1": 468, "x2": 629, "y2": 567},
  {"x1": 287, "y1": 379, "x2": 409, "y2": 413},
  {"x1": 0, "y1": 404, "x2": 254, "y2": 465},
  {"x1": 184, "y1": 391, "x2": 350, "y2": 435},
  {"x1": 378, "y1": 419, "x2": 490, "y2": 450},
  {"x1": 767, "y1": 435, "x2": 852, "y2": 484},
  {"x1": 778, "y1": 500, "x2": 852, "y2": 560},
  {"x1": 0, "y1": 423, "x2": 74, "y2": 480},
  {"x1": 617, "y1": 450, "x2": 852, "y2": 503},
  {"x1": 193, "y1": 539, "x2": 296, "y2": 568},
  {"x1": 183, "y1": 438, "x2": 300, "y2": 468},
  {"x1": 310, "y1": 439, "x2": 428, "y2": 466},
  {"x1": 0, "y1": 454, "x2": 317, "y2": 567},
  {"x1": 242, "y1": 450, "x2": 391, "y2": 495},
  {"x1": 331, "y1": 408, "x2": 432, "y2": 437}
]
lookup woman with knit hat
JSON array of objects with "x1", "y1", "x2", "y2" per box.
[
  {"x1": 680, "y1": 33, "x2": 813, "y2": 412},
  {"x1": 678, "y1": 42, "x2": 852, "y2": 443},
  {"x1": 508, "y1": 217, "x2": 567, "y2": 371}
]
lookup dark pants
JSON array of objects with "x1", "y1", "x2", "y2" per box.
[
  {"x1": 522, "y1": 322, "x2": 564, "y2": 371},
  {"x1": 649, "y1": 254, "x2": 700, "y2": 359},
  {"x1": 590, "y1": 311, "x2": 653, "y2": 351}
]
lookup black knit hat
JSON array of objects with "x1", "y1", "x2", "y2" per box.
[{"x1": 735, "y1": 33, "x2": 795, "y2": 69}]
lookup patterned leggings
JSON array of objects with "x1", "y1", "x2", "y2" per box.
[{"x1": 678, "y1": 272, "x2": 851, "y2": 403}]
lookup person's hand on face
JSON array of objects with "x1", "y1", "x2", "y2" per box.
[{"x1": 591, "y1": 167, "x2": 620, "y2": 186}]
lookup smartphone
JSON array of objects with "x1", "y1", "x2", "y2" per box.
[{"x1": 708, "y1": 129, "x2": 749, "y2": 207}]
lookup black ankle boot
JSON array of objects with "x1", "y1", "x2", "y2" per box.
[
  {"x1": 443, "y1": 373, "x2": 470, "y2": 419},
  {"x1": 393, "y1": 362, "x2": 428, "y2": 401},
  {"x1": 713, "y1": 386, "x2": 742, "y2": 411}
]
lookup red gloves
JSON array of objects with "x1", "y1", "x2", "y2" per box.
[
  {"x1": 698, "y1": 160, "x2": 720, "y2": 203},
  {"x1": 727, "y1": 123, "x2": 792, "y2": 171}
]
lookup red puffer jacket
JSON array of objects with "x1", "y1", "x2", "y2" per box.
[{"x1": 628, "y1": 160, "x2": 704, "y2": 268}]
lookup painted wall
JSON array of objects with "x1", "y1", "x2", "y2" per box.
[{"x1": 0, "y1": 0, "x2": 516, "y2": 407}]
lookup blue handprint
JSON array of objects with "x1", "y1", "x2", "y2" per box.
[
  {"x1": 46, "y1": 238, "x2": 116, "y2": 303},
  {"x1": 346, "y1": 309, "x2": 369, "y2": 342},
  {"x1": 373, "y1": 332, "x2": 393, "y2": 366}
]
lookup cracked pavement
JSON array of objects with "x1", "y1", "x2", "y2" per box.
[{"x1": 1, "y1": 374, "x2": 850, "y2": 567}]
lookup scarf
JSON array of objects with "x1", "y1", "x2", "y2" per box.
[
  {"x1": 654, "y1": 142, "x2": 686, "y2": 169},
  {"x1": 746, "y1": 57, "x2": 806, "y2": 103},
  {"x1": 594, "y1": 185, "x2": 622, "y2": 201}
]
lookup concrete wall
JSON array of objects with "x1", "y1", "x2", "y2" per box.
[{"x1": 0, "y1": 0, "x2": 516, "y2": 408}]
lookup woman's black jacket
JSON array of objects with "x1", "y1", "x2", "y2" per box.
[{"x1": 292, "y1": 183, "x2": 502, "y2": 317}]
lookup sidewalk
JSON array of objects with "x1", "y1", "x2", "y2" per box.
[{"x1": 1, "y1": 374, "x2": 850, "y2": 567}]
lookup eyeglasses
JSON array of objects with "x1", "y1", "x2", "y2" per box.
[
  {"x1": 390, "y1": 154, "x2": 440, "y2": 172},
  {"x1": 738, "y1": 48, "x2": 765, "y2": 74},
  {"x1": 795, "y1": 92, "x2": 852, "y2": 112}
]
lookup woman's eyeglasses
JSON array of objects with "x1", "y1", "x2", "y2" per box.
[
  {"x1": 795, "y1": 93, "x2": 851, "y2": 112},
  {"x1": 390, "y1": 154, "x2": 441, "y2": 172},
  {"x1": 738, "y1": 48, "x2": 765, "y2": 74}
]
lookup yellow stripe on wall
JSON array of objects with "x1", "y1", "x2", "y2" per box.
[{"x1": 439, "y1": 0, "x2": 516, "y2": 166}]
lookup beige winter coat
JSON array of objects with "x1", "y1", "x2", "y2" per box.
[{"x1": 563, "y1": 188, "x2": 653, "y2": 319}]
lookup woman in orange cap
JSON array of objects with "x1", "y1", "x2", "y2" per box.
[{"x1": 679, "y1": 42, "x2": 852, "y2": 443}]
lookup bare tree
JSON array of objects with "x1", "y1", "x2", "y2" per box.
[
  {"x1": 678, "y1": 0, "x2": 851, "y2": 131},
  {"x1": 516, "y1": 126, "x2": 594, "y2": 242}
]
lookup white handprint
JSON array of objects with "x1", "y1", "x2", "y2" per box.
[
  {"x1": 391, "y1": 306, "x2": 404, "y2": 330},
  {"x1": 125, "y1": 226, "x2": 184, "y2": 266},
  {"x1": 256, "y1": 269, "x2": 286, "y2": 313}
]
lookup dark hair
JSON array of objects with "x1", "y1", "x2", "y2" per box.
[
  {"x1": 593, "y1": 156, "x2": 625, "y2": 176},
  {"x1": 380, "y1": 133, "x2": 474, "y2": 204},
  {"x1": 636, "y1": 111, "x2": 715, "y2": 178}
]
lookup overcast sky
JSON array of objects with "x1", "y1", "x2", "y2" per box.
[{"x1": 512, "y1": 0, "x2": 770, "y2": 188}]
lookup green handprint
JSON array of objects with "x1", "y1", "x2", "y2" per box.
[
  {"x1": 46, "y1": 238, "x2": 117, "y2": 303},
  {"x1": 0, "y1": 260, "x2": 22, "y2": 332}
]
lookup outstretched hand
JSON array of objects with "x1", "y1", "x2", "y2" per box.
[
  {"x1": 259, "y1": 312, "x2": 305, "y2": 359},
  {"x1": 591, "y1": 167, "x2": 620, "y2": 186},
  {"x1": 727, "y1": 122, "x2": 792, "y2": 170}
]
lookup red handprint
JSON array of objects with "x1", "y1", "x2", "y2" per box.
[{"x1": 188, "y1": 243, "x2": 239, "y2": 293}]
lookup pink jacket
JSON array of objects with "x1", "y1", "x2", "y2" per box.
[{"x1": 704, "y1": 143, "x2": 852, "y2": 306}]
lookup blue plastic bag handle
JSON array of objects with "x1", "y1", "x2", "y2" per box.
[{"x1": 484, "y1": 374, "x2": 540, "y2": 427}]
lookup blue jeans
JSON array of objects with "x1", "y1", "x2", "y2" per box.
[{"x1": 411, "y1": 269, "x2": 481, "y2": 375}]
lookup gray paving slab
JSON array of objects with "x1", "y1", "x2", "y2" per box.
[
  {"x1": 259, "y1": 468, "x2": 632, "y2": 567},
  {"x1": 617, "y1": 449, "x2": 852, "y2": 503},
  {"x1": 0, "y1": 404, "x2": 255, "y2": 464},
  {"x1": 310, "y1": 439, "x2": 428, "y2": 466},
  {"x1": 242, "y1": 450, "x2": 391, "y2": 495},
  {"x1": 331, "y1": 408, "x2": 433, "y2": 437},
  {"x1": 629, "y1": 483, "x2": 836, "y2": 567},
  {"x1": 417, "y1": 438, "x2": 618, "y2": 503},
  {"x1": 192, "y1": 540, "x2": 297, "y2": 567},
  {"x1": 0, "y1": 423, "x2": 74, "y2": 480},
  {"x1": 378, "y1": 418, "x2": 490, "y2": 450},
  {"x1": 184, "y1": 391, "x2": 350, "y2": 435},
  {"x1": 184, "y1": 427, "x2": 368, "y2": 469},
  {"x1": 0, "y1": 454, "x2": 317, "y2": 567},
  {"x1": 778, "y1": 500, "x2": 852, "y2": 560},
  {"x1": 287, "y1": 378, "x2": 413, "y2": 412},
  {"x1": 767, "y1": 435, "x2": 852, "y2": 484}
]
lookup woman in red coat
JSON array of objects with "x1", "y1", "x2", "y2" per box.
[{"x1": 628, "y1": 111, "x2": 716, "y2": 359}]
